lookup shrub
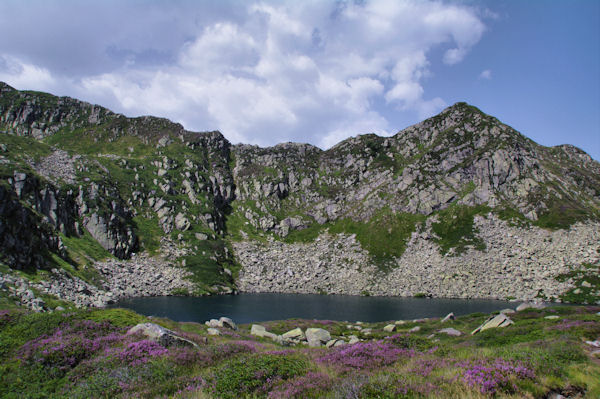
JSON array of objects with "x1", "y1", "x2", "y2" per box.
[
  {"x1": 317, "y1": 340, "x2": 416, "y2": 372},
  {"x1": 117, "y1": 340, "x2": 168, "y2": 366},
  {"x1": 268, "y1": 371, "x2": 332, "y2": 399},
  {"x1": 19, "y1": 319, "x2": 122, "y2": 372},
  {"x1": 458, "y1": 358, "x2": 535, "y2": 394},
  {"x1": 211, "y1": 353, "x2": 308, "y2": 399}
]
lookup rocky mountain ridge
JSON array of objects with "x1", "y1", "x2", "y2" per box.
[{"x1": 0, "y1": 81, "x2": 598, "y2": 308}]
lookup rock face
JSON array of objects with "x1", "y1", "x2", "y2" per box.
[{"x1": 0, "y1": 82, "x2": 599, "y2": 306}]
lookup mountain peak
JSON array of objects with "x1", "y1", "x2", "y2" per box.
[{"x1": 0, "y1": 81, "x2": 16, "y2": 93}]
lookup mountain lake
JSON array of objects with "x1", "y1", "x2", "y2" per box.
[{"x1": 111, "y1": 293, "x2": 520, "y2": 324}]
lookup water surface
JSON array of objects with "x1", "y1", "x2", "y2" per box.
[{"x1": 111, "y1": 293, "x2": 517, "y2": 324}]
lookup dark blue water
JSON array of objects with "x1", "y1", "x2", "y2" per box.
[{"x1": 111, "y1": 293, "x2": 516, "y2": 324}]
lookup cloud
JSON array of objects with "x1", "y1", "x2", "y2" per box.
[
  {"x1": 0, "y1": 55, "x2": 56, "y2": 92},
  {"x1": 0, "y1": 0, "x2": 487, "y2": 148},
  {"x1": 479, "y1": 69, "x2": 492, "y2": 80}
]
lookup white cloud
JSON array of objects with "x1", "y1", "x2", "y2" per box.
[
  {"x1": 0, "y1": 1, "x2": 487, "y2": 148},
  {"x1": 0, "y1": 55, "x2": 56, "y2": 92},
  {"x1": 479, "y1": 69, "x2": 492, "y2": 80}
]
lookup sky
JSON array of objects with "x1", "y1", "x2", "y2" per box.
[{"x1": 0, "y1": 0, "x2": 598, "y2": 160}]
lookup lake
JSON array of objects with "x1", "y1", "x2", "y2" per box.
[{"x1": 111, "y1": 293, "x2": 518, "y2": 324}]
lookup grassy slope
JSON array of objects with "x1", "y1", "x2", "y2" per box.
[{"x1": 0, "y1": 303, "x2": 598, "y2": 398}]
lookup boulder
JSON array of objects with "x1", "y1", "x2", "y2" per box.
[
  {"x1": 383, "y1": 324, "x2": 396, "y2": 332},
  {"x1": 544, "y1": 315, "x2": 560, "y2": 320},
  {"x1": 326, "y1": 339, "x2": 345, "y2": 348},
  {"x1": 127, "y1": 323, "x2": 198, "y2": 348},
  {"x1": 305, "y1": 328, "x2": 331, "y2": 347},
  {"x1": 251, "y1": 324, "x2": 268, "y2": 337},
  {"x1": 207, "y1": 328, "x2": 220, "y2": 336},
  {"x1": 438, "y1": 327, "x2": 462, "y2": 337},
  {"x1": 204, "y1": 317, "x2": 237, "y2": 330},
  {"x1": 500, "y1": 309, "x2": 516, "y2": 314},
  {"x1": 471, "y1": 314, "x2": 514, "y2": 335},
  {"x1": 282, "y1": 327, "x2": 305, "y2": 340},
  {"x1": 348, "y1": 335, "x2": 360, "y2": 344},
  {"x1": 205, "y1": 319, "x2": 220, "y2": 328},
  {"x1": 516, "y1": 302, "x2": 546, "y2": 312},
  {"x1": 409, "y1": 326, "x2": 421, "y2": 333},
  {"x1": 219, "y1": 317, "x2": 237, "y2": 330},
  {"x1": 441, "y1": 312, "x2": 455, "y2": 323},
  {"x1": 174, "y1": 213, "x2": 191, "y2": 231}
]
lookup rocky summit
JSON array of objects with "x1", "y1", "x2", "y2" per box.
[{"x1": 0, "y1": 81, "x2": 598, "y2": 309}]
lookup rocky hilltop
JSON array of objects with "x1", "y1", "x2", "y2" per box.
[{"x1": 0, "y1": 81, "x2": 598, "y2": 309}]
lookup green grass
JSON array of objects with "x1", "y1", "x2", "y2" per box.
[
  {"x1": 285, "y1": 208, "x2": 425, "y2": 269},
  {"x1": 0, "y1": 303, "x2": 598, "y2": 398},
  {"x1": 61, "y1": 231, "x2": 113, "y2": 265},
  {"x1": 132, "y1": 215, "x2": 163, "y2": 254},
  {"x1": 555, "y1": 263, "x2": 600, "y2": 304},
  {"x1": 431, "y1": 204, "x2": 489, "y2": 255}
]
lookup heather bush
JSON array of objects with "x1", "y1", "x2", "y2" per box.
[
  {"x1": 19, "y1": 319, "x2": 122, "y2": 371},
  {"x1": 359, "y1": 374, "x2": 436, "y2": 398},
  {"x1": 385, "y1": 333, "x2": 437, "y2": 351},
  {"x1": 210, "y1": 353, "x2": 308, "y2": 399},
  {"x1": 268, "y1": 371, "x2": 332, "y2": 399},
  {"x1": 496, "y1": 340, "x2": 587, "y2": 377},
  {"x1": 0, "y1": 309, "x2": 14, "y2": 328},
  {"x1": 117, "y1": 339, "x2": 169, "y2": 366},
  {"x1": 0, "y1": 310, "x2": 75, "y2": 357},
  {"x1": 458, "y1": 358, "x2": 535, "y2": 394},
  {"x1": 317, "y1": 340, "x2": 416, "y2": 372}
]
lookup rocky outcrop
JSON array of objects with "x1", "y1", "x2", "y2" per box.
[
  {"x1": 0, "y1": 181, "x2": 67, "y2": 270},
  {"x1": 235, "y1": 216, "x2": 600, "y2": 301}
]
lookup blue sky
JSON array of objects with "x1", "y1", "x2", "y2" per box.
[{"x1": 0, "y1": 0, "x2": 598, "y2": 160}]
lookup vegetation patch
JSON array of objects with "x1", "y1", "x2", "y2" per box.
[
  {"x1": 555, "y1": 262, "x2": 600, "y2": 304},
  {"x1": 431, "y1": 204, "x2": 489, "y2": 255},
  {"x1": 0, "y1": 304, "x2": 599, "y2": 398}
]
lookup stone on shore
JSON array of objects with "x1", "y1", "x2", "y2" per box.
[
  {"x1": 471, "y1": 313, "x2": 514, "y2": 335},
  {"x1": 516, "y1": 302, "x2": 546, "y2": 312},
  {"x1": 348, "y1": 335, "x2": 360, "y2": 344},
  {"x1": 250, "y1": 324, "x2": 268, "y2": 337},
  {"x1": 305, "y1": 328, "x2": 331, "y2": 347},
  {"x1": 128, "y1": 323, "x2": 198, "y2": 348},
  {"x1": 383, "y1": 324, "x2": 396, "y2": 332},
  {"x1": 438, "y1": 327, "x2": 462, "y2": 336},
  {"x1": 282, "y1": 328, "x2": 305, "y2": 340},
  {"x1": 219, "y1": 317, "x2": 238, "y2": 330},
  {"x1": 441, "y1": 312, "x2": 455, "y2": 323}
]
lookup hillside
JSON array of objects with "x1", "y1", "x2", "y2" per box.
[{"x1": 0, "y1": 82, "x2": 598, "y2": 309}]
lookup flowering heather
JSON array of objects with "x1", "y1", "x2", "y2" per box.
[
  {"x1": 0, "y1": 309, "x2": 12, "y2": 326},
  {"x1": 458, "y1": 358, "x2": 535, "y2": 394},
  {"x1": 268, "y1": 371, "x2": 332, "y2": 399},
  {"x1": 311, "y1": 319, "x2": 335, "y2": 325},
  {"x1": 175, "y1": 376, "x2": 206, "y2": 395},
  {"x1": 550, "y1": 319, "x2": 598, "y2": 331},
  {"x1": 117, "y1": 340, "x2": 168, "y2": 366},
  {"x1": 409, "y1": 357, "x2": 452, "y2": 377},
  {"x1": 317, "y1": 340, "x2": 416, "y2": 371},
  {"x1": 19, "y1": 320, "x2": 123, "y2": 370}
]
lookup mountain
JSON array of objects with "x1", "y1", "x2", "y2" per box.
[{"x1": 0, "y1": 82, "x2": 598, "y2": 308}]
